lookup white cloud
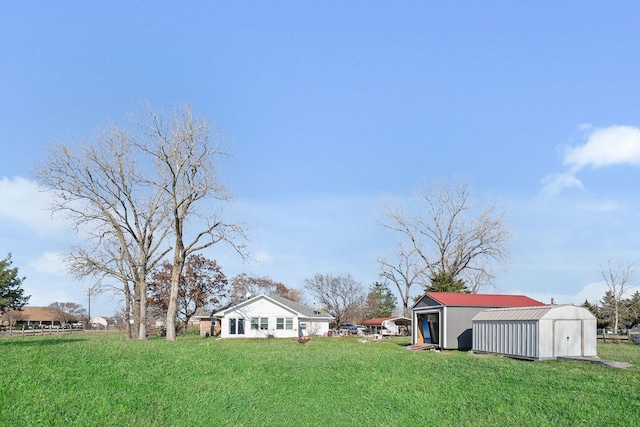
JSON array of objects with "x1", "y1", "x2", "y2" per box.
[
  {"x1": 564, "y1": 125, "x2": 640, "y2": 169},
  {"x1": 0, "y1": 176, "x2": 65, "y2": 236},
  {"x1": 23, "y1": 286, "x2": 78, "y2": 307},
  {"x1": 27, "y1": 251, "x2": 68, "y2": 276},
  {"x1": 539, "y1": 170, "x2": 584, "y2": 198},
  {"x1": 513, "y1": 281, "x2": 640, "y2": 306},
  {"x1": 541, "y1": 125, "x2": 640, "y2": 197}
]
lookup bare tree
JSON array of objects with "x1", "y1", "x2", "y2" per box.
[
  {"x1": 137, "y1": 104, "x2": 248, "y2": 341},
  {"x1": 381, "y1": 180, "x2": 511, "y2": 292},
  {"x1": 303, "y1": 273, "x2": 365, "y2": 327},
  {"x1": 600, "y1": 259, "x2": 634, "y2": 334},
  {"x1": 36, "y1": 103, "x2": 247, "y2": 341},
  {"x1": 69, "y1": 239, "x2": 140, "y2": 338},
  {"x1": 229, "y1": 274, "x2": 302, "y2": 303},
  {"x1": 36, "y1": 123, "x2": 171, "y2": 340},
  {"x1": 378, "y1": 243, "x2": 426, "y2": 317},
  {"x1": 147, "y1": 254, "x2": 228, "y2": 332},
  {"x1": 49, "y1": 302, "x2": 87, "y2": 325},
  {"x1": 1, "y1": 308, "x2": 25, "y2": 328}
]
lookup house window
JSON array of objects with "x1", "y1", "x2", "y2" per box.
[
  {"x1": 251, "y1": 317, "x2": 269, "y2": 330},
  {"x1": 229, "y1": 318, "x2": 245, "y2": 335},
  {"x1": 276, "y1": 318, "x2": 294, "y2": 330}
]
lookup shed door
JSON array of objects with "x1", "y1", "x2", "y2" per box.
[
  {"x1": 554, "y1": 320, "x2": 582, "y2": 357},
  {"x1": 417, "y1": 313, "x2": 439, "y2": 345}
]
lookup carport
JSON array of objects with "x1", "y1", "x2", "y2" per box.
[{"x1": 362, "y1": 317, "x2": 411, "y2": 335}]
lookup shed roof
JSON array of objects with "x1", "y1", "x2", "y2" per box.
[
  {"x1": 423, "y1": 292, "x2": 544, "y2": 308},
  {"x1": 472, "y1": 305, "x2": 596, "y2": 321}
]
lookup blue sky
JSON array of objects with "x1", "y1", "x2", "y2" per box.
[{"x1": 1, "y1": 2, "x2": 639, "y2": 316}]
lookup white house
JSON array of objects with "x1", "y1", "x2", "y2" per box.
[{"x1": 196, "y1": 294, "x2": 334, "y2": 339}]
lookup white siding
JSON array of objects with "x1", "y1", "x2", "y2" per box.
[
  {"x1": 216, "y1": 295, "x2": 333, "y2": 339},
  {"x1": 302, "y1": 321, "x2": 330, "y2": 337},
  {"x1": 221, "y1": 298, "x2": 299, "y2": 339}
]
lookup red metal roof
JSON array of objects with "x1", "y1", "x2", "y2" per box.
[
  {"x1": 361, "y1": 317, "x2": 393, "y2": 326},
  {"x1": 424, "y1": 292, "x2": 544, "y2": 307}
]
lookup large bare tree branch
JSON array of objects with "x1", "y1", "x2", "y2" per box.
[
  {"x1": 36, "y1": 123, "x2": 170, "y2": 340},
  {"x1": 381, "y1": 180, "x2": 511, "y2": 293},
  {"x1": 303, "y1": 273, "x2": 365, "y2": 326},
  {"x1": 377, "y1": 243, "x2": 427, "y2": 317},
  {"x1": 36, "y1": 103, "x2": 247, "y2": 342},
  {"x1": 135, "y1": 103, "x2": 248, "y2": 341}
]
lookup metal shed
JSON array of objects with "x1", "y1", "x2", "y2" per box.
[
  {"x1": 472, "y1": 305, "x2": 597, "y2": 360},
  {"x1": 411, "y1": 292, "x2": 545, "y2": 350}
]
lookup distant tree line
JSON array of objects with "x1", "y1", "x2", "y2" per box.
[
  {"x1": 583, "y1": 292, "x2": 640, "y2": 333},
  {"x1": 583, "y1": 260, "x2": 640, "y2": 333}
]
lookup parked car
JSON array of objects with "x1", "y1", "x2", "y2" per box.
[{"x1": 339, "y1": 323, "x2": 358, "y2": 335}]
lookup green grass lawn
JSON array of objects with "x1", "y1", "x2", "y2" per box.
[{"x1": 1, "y1": 333, "x2": 639, "y2": 426}]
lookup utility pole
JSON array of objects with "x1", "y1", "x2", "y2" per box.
[{"x1": 86, "y1": 284, "x2": 102, "y2": 329}]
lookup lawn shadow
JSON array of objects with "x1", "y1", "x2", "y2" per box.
[{"x1": 0, "y1": 336, "x2": 88, "y2": 347}]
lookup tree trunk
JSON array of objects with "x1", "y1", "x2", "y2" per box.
[
  {"x1": 132, "y1": 291, "x2": 140, "y2": 340},
  {"x1": 124, "y1": 282, "x2": 132, "y2": 340},
  {"x1": 165, "y1": 252, "x2": 184, "y2": 341},
  {"x1": 137, "y1": 278, "x2": 148, "y2": 340}
]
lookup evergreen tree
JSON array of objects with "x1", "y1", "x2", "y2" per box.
[
  {"x1": 0, "y1": 254, "x2": 30, "y2": 314},
  {"x1": 582, "y1": 299, "x2": 609, "y2": 329},
  {"x1": 365, "y1": 282, "x2": 397, "y2": 319},
  {"x1": 625, "y1": 291, "x2": 640, "y2": 330},
  {"x1": 600, "y1": 290, "x2": 629, "y2": 333},
  {"x1": 426, "y1": 270, "x2": 470, "y2": 293}
]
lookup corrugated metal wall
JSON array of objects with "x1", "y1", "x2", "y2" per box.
[{"x1": 473, "y1": 321, "x2": 539, "y2": 359}]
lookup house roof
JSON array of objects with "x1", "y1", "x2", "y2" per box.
[
  {"x1": 361, "y1": 317, "x2": 411, "y2": 327},
  {"x1": 210, "y1": 294, "x2": 334, "y2": 320},
  {"x1": 0, "y1": 306, "x2": 74, "y2": 322},
  {"x1": 421, "y1": 292, "x2": 545, "y2": 308},
  {"x1": 267, "y1": 294, "x2": 333, "y2": 319}
]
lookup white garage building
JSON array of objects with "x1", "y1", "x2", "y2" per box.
[{"x1": 472, "y1": 305, "x2": 597, "y2": 361}]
